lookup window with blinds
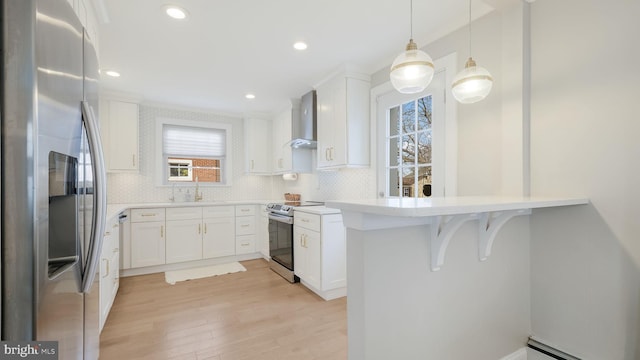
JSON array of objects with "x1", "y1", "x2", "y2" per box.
[{"x1": 160, "y1": 123, "x2": 229, "y2": 184}]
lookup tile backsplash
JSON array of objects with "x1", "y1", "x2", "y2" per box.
[
  {"x1": 106, "y1": 105, "x2": 275, "y2": 204},
  {"x1": 106, "y1": 103, "x2": 376, "y2": 204}
]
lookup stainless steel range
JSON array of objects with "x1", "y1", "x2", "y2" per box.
[{"x1": 267, "y1": 201, "x2": 323, "y2": 282}]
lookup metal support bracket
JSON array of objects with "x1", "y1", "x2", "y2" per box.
[
  {"x1": 430, "y1": 214, "x2": 479, "y2": 271},
  {"x1": 478, "y1": 209, "x2": 532, "y2": 261}
]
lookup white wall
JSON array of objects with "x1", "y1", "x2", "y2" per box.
[
  {"x1": 529, "y1": 0, "x2": 640, "y2": 358},
  {"x1": 342, "y1": 3, "x2": 533, "y2": 360},
  {"x1": 370, "y1": 5, "x2": 524, "y2": 197},
  {"x1": 281, "y1": 169, "x2": 376, "y2": 202},
  {"x1": 346, "y1": 219, "x2": 531, "y2": 360},
  {"x1": 106, "y1": 104, "x2": 276, "y2": 204},
  {"x1": 284, "y1": 4, "x2": 526, "y2": 202}
]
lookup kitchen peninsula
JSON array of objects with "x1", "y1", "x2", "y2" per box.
[{"x1": 325, "y1": 196, "x2": 588, "y2": 360}]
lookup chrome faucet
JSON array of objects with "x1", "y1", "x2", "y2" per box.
[
  {"x1": 194, "y1": 176, "x2": 203, "y2": 202},
  {"x1": 169, "y1": 183, "x2": 176, "y2": 202}
]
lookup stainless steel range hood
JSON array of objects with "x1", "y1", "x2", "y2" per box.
[{"x1": 290, "y1": 90, "x2": 317, "y2": 149}]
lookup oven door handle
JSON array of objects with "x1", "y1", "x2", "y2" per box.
[{"x1": 268, "y1": 213, "x2": 294, "y2": 225}]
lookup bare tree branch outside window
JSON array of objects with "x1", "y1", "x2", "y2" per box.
[{"x1": 388, "y1": 95, "x2": 433, "y2": 198}]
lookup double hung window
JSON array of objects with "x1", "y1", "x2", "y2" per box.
[{"x1": 157, "y1": 120, "x2": 231, "y2": 185}]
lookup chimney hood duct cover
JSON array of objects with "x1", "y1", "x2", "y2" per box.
[{"x1": 291, "y1": 90, "x2": 317, "y2": 149}]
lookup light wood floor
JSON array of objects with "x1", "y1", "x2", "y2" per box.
[{"x1": 99, "y1": 259, "x2": 347, "y2": 360}]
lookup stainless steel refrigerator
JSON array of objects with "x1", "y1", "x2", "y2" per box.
[{"x1": 1, "y1": 0, "x2": 107, "y2": 359}]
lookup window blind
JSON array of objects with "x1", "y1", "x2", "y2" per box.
[{"x1": 163, "y1": 124, "x2": 226, "y2": 158}]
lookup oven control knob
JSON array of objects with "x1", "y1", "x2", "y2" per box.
[{"x1": 281, "y1": 205, "x2": 291, "y2": 212}]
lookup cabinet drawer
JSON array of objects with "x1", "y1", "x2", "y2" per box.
[
  {"x1": 236, "y1": 235, "x2": 255, "y2": 254},
  {"x1": 294, "y1": 211, "x2": 320, "y2": 232},
  {"x1": 203, "y1": 206, "x2": 235, "y2": 218},
  {"x1": 131, "y1": 208, "x2": 165, "y2": 222},
  {"x1": 166, "y1": 207, "x2": 202, "y2": 221},
  {"x1": 236, "y1": 216, "x2": 255, "y2": 235},
  {"x1": 235, "y1": 205, "x2": 256, "y2": 216}
]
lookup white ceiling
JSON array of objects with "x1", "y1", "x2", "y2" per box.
[{"x1": 96, "y1": 0, "x2": 504, "y2": 116}]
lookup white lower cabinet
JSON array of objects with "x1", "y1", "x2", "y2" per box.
[
  {"x1": 294, "y1": 211, "x2": 346, "y2": 300},
  {"x1": 294, "y1": 225, "x2": 321, "y2": 289},
  {"x1": 165, "y1": 207, "x2": 203, "y2": 264},
  {"x1": 166, "y1": 220, "x2": 203, "y2": 264},
  {"x1": 203, "y1": 206, "x2": 236, "y2": 258},
  {"x1": 235, "y1": 205, "x2": 257, "y2": 254},
  {"x1": 100, "y1": 215, "x2": 120, "y2": 332},
  {"x1": 130, "y1": 208, "x2": 166, "y2": 268},
  {"x1": 126, "y1": 204, "x2": 261, "y2": 273}
]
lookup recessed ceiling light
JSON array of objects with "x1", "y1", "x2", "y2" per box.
[
  {"x1": 245, "y1": 93, "x2": 256, "y2": 99},
  {"x1": 164, "y1": 5, "x2": 188, "y2": 20},
  {"x1": 293, "y1": 41, "x2": 308, "y2": 51},
  {"x1": 104, "y1": 70, "x2": 120, "y2": 77}
]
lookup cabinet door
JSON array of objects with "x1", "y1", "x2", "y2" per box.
[
  {"x1": 244, "y1": 117, "x2": 272, "y2": 174},
  {"x1": 316, "y1": 73, "x2": 370, "y2": 169},
  {"x1": 165, "y1": 219, "x2": 203, "y2": 264},
  {"x1": 202, "y1": 217, "x2": 235, "y2": 258},
  {"x1": 108, "y1": 218, "x2": 120, "y2": 299},
  {"x1": 316, "y1": 76, "x2": 339, "y2": 168},
  {"x1": 105, "y1": 100, "x2": 138, "y2": 172},
  {"x1": 293, "y1": 225, "x2": 306, "y2": 279},
  {"x1": 110, "y1": 245, "x2": 120, "y2": 301},
  {"x1": 304, "y1": 229, "x2": 322, "y2": 290},
  {"x1": 99, "y1": 227, "x2": 114, "y2": 331},
  {"x1": 272, "y1": 107, "x2": 294, "y2": 173},
  {"x1": 235, "y1": 234, "x2": 256, "y2": 254},
  {"x1": 130, "y1": 221, "x2": 165, "y2": 267},
  {"x1": 236, "y1": 216, "x2": 256, "y2": 235}
]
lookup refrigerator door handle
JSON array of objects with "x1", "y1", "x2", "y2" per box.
[{"x1": 81, "y1": 100, "x2": 107, "y2": 293}]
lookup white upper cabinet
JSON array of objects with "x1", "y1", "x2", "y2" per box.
[
  {"x1": 272, "y1": 101, "x2": 312, "y2": 174},
  {"x1": 272, "y1": 104, "x2": 293, "y2": 173},
  {"x1": 244, "y1": 117, "x2": 272, "y2": 175},
  {"x1": 100, "y1": 99, "x2": 139, "y2": 172},
  {"x1": 316, "y1": 68, "x2": 371, "y2": 170}
]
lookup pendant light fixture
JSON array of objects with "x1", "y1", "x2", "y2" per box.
[
  {"x1": 390, "y1": 0, "x2": 435, "y2": 94},
  {"x1": 452, "y1": 0, "x2": 493, "y2": 104}
]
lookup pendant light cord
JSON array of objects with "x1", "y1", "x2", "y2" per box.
[
  {"x1": 468, "y1": 0, "x2": 472, "y2": 57},
  {"x1": 410, "y1": 0, "x2": 414, "y2": 39}
]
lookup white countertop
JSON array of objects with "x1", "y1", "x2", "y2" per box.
[
  {"x1": 106, "y1": 200, "x2": 343, "y2": 220},
  {"x1": 325, "y1": 196, "x2": 589, "y2": 217},
  {"x1": 106, "y1": 199, "x2": 277, "y2": 220},
  {"x1": 293, "y1": 205, "x2": 341, "y2": 215}
]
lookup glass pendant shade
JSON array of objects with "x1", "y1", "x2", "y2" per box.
[
  {"x1": 390, "y1": 39, "x2": 435, "y2": 94},
  {"x1": 451, "y1": 57, "x2": 493, "y2": 104}
]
